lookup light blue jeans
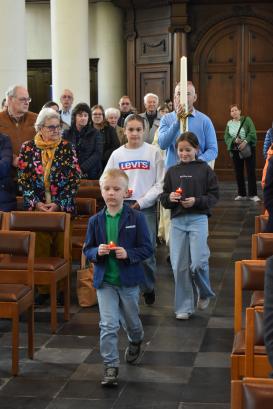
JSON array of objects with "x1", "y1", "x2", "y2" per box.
[
  {"x1": 170, "y1": 214, "x2": 215, "y2": 315},
  {"x1": 97, "y1": 283, "x2": 144, "y2": 368},
  {"x1": 141, "y1": 205, "x2": 157, "y2": 293}
]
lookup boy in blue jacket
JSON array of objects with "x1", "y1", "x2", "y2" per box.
[{"x1": 84, "y1": 168, "x2": 153, "y2": 387}]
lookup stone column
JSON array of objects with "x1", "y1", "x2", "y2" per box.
[
  {"x1": 0, "y1": 0, "x2": 27, "y2": 98},
  {"x1": 94, "y1": 1, "x2": 125, "y2": 108},
  {"x1": 50, "y1": 0, "x2": 89, "y2": 104}
]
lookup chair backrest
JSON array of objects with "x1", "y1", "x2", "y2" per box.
[
  {"x1": 245, "y1": 307, "x2": 271, "y2": 377},
  {"x1": 75, "y1": 197, "x2": 96, "y2": 216},
  {"x1": 0, "y1": 230, "x2": 35, "y2": 286},
  {"x1": 234, "y1": 260, "x2": 266, "y2": 333},
  {"x1": 80, "y1": 179, "x2": 100, "y2": 187},
  {"x1": 231, "y1": 378, "x2": 273, "y2": 409},
  {"x1": 255, "y1": 215, "x2": 269, "y2": 234},
  {"x1": 251, "y1": 233, "x2": 273, "y2": 259},
  {"x1": 4, "y1": 211, "x2": 71, "y2": 261}
]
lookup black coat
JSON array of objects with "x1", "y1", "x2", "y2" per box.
[
  {"x1": 63, "y1": 125, "x2": 103, "y2": 179},
  {"x1": 99, "y1": 125, "x2": 120, "y2": 168},
  {"x1": 0, "y1": 133, "x2": 16, "y2": 211}
]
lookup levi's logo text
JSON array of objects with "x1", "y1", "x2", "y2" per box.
[{"x1": 119, "y1": 160, "x2": 150, "y2": 170}]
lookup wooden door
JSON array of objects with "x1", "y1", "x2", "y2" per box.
[
  {"x1": 27, "y1": 60, "x2": 52, "y2": 114},
  {"x1": 193, "y1": 17, "x2": 273, "y2": 180}
]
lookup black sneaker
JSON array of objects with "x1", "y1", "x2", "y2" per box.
[
  {"x1": 101, "y1": 367, "x2": 119, "y2": 387},
  {"x1": 143, "y1": 289, "x2": 155, "y2": 305},
  {"x1": 124, "y1": 341, "x2": 142, "y2": 364}
]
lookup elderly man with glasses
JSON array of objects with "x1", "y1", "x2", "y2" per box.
[
  {"x1": 0, "y1": 85, "x2": 37, "y2": 167},
  {"x1": 59, "y1": 89, "x2": 74, "y2": 126}
]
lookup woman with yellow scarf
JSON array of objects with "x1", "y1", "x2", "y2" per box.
[{"x1": 18, "y1": 108, "x2": 81, "y2": 304}]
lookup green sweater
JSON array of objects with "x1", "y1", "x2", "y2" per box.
[{"x1": 224, "y1": 116, "x2": 257, "y2": 151}]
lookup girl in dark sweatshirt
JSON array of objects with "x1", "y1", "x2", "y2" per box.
[{"x1": 161, "y1": 132, "x2": 219, "y2": 320}]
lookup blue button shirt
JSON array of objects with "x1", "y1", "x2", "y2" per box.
[{"x1": 158, "y1": 109, "x2": 218, "y2": 168}]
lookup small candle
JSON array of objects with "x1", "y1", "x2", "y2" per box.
[
  {"x1": 108, "y1": 241, "x2": 116, "y2": 249},
  {"x1": 128, "y1": 188, "x2": 133, "y2": 195},
  {"x1": 176, "y1": 187, "x2": 183, "y2": 195}
]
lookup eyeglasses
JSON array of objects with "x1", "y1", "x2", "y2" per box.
[
  {"x1": 121, "y1": 102, "x2": 130, "y2": 106},
  {"x1": 62, "y1": 95, "x2": 72, "y2": 99},
  {"x1": 44, "y1": 125, "x2": 61, "y2": 132},
  {"x1": 92, "y1": 113, "x2": 103, "y2": 116},
  {"x1": 15, "y1": 97, "x2": 32, "y2": 103},
  {"x1": 127, "y1": 127, "x2": 143, "y2": 132}
]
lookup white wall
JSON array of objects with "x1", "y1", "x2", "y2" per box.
[{"x1": 26, "y1": 3, "x2": 51, "y2": 59}]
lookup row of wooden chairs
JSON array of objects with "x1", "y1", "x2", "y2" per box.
[{"x1": 230, "y1": 213, "x2": 273, "y2": 407}]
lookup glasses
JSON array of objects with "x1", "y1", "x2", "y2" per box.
[
  {"x1": 62, "y1": 95, "x2": 72, "y2": 99},
  {"x1": 44, "y1": 125, "x2": 61, "y2": 132},
  {"x1": 121, "y1": 102, "x2": 130, "y2": 106},
  {"x1": 15, "y1": 97, "x2": 31, "y2": 103},
  {"x1": 127, "y1": 127, "x2": 143, "y2": 132},
  {"x1": 92, "y1": 113, "x2": 103, "y2": 116}
]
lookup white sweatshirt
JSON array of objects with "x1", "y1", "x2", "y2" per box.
[{"x1": 104, "y1": 142, "x2": 165, "y2": 209}]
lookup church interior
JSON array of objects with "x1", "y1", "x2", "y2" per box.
[{"x1": 0, "y1": 0, "x2": 273, "y2": 407}]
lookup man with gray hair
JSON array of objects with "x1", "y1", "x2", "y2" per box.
[
  {"x1": 0, "y1": 85, "x2": 37, "y2": 165},
  {"x1": 140, "y1": 93, "x2": 161, "y2": 144}
]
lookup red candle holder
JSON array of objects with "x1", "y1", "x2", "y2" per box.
[
  {"x1": 128, "y1": 188, "x2": 133, "y2": 195},
  {"x1": 108, "y1": 241, "x2": 117, "y2": 249},
  {"x1": 175, "y1": 187, "x2": 183, "y2": 195}
]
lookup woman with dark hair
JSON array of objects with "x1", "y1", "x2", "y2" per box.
[
  {"x1": 63, "y1": 103, "x2": 103, "y2": 179},
  {"x1": 91, "y1": 104, "x2": 120, "y2": 170},
  {"x1": 0, "y1": 133, "x2": 16, "y2": 211}
]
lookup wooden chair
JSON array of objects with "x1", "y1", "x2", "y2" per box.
[
  {"x1": 0, "y1": 230, "x2": 35, "y2": 375},
  {"x1": 255, "y1": 215, "x2": 269, "y2": 233},
  {"x1": 77, "y1": 179, "x2": 104, "y2": 211},
  {"x1": 231, "y1": 378, "x2": 273, "y2": 408},
  {"x1": 251, "y1": 233, "x2": 273, "y2": 259},
  {"x1": 234, "y1": 260, "x2": 266, "y2": 333},
  {"x1": 4, "y1": 211, "x2": 71, "y2": 333},
  {"x1": 232, "y1": 260, "x2": 266, "y2": 381},
  {"x1": 245, "y1": 307, "x2": 272, "y2": 377},
  {"x1": 72, "y1": 198, "x2": 96, "y2": 262}
]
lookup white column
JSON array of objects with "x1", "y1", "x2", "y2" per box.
[
  {"x1": 50, "y1": 0, "x2": 89, "y2": 104},
  {"x1": 95, "y1": 2, "x2": 125, "y2": 108},
  {"x1": 0, "y1": 0, "x2": 27, "y2": 98}
]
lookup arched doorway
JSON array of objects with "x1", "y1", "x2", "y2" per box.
[{"x1": 192, "y1": 17, "x2": 273, "y2": 179}]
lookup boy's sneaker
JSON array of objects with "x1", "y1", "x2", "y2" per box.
[
  {"x1": 124, "y1": 341, "x2": 142, "y2": 364},
  {"x1": 176, "y1": 313, "x2": 190, "y2": 320},
  {"x1": 143, "y1": 289, "x2": 155, "y2": 305},
  {"x1": 101, "y1": 367, "x2": 118, "y2": 387}
]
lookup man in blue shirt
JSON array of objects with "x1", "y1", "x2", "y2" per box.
[{"x1": 158, "y1": 82, "x2": 218, "y2": 169}]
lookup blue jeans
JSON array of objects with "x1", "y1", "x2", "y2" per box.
[
  {"x1": 141, "y1": 205, "x2": 157, "y2": 293},
  {"x1": 170, "y1": 214, "x2": 215, "y2": 315},
  {"x1": 97, "y1": 283, "x2": 144, "y2": 368}
]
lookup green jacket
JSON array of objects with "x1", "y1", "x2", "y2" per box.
[{"x1": 224, "y1": 116, "x2": 257, "y2": 151}]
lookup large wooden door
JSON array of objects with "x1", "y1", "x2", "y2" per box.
[{"x1": 193, "y1": 17, "x2": 273, "y2": 179}]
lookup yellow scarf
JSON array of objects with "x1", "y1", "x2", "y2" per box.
[{"x1": 34, "y1": 133, "x2": 61, "y2": 203}]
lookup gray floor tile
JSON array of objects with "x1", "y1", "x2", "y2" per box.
[
  {"x1": 34, "y1": 347, "x2": 92, "y2": 364},
  {"x1": 194, "y1": 352, "x2": 230, "y2": 367}
]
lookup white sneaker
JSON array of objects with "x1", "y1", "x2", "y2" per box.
[
  {"x1": 197, "y1": 298, "x2": 210, "y2": 310},
  {"x1": 176, "y1": 313, "x2": 190, "y2": 320},
  {"x1": 249, "y1": 196, "x2": 261, "y2": 202},
  {"x1": 234, "y1": 196, "x2": 247, "y2": 201}
]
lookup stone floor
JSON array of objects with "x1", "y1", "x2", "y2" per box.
[{"x1": 0, "y1": 182, "x2": 263, "y2": 409}]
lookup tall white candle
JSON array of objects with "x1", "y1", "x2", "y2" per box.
[
  {"x1": 179, "y1": 56, "x2": 188, "y2": 132},
  {"x1": 180, "y1": 56, "x2": 188, "y2": 112}
]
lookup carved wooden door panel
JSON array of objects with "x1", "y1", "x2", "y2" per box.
[{"x1": 193, "y1": 18, "x2": 273, "y2": 179}]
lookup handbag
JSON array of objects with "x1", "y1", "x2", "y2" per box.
[
  {"x1": 233, "y1": 117, "x2": 252, "y2": 159},
  {"x1": 238, "y1": 140, "x2": 252, "y2": 159},
  {"x1": 77, "y1": 251, "x2": 97, "y2": 307}
]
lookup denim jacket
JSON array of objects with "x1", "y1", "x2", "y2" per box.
[{"x1": 84, "y1": 204, "x2": 153, "y2": 288}]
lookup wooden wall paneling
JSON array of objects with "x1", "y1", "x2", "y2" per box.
[
  {"x1": 136, "y1": 65, "x2": 170, "y2": 112},
  {"x1": 27, "y1": 60, "x2": 52, "y2": 114}
]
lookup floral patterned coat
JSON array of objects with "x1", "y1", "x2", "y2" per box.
[{"x1": 17, "y1": 139, "x2": 81, "y2": 213}]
